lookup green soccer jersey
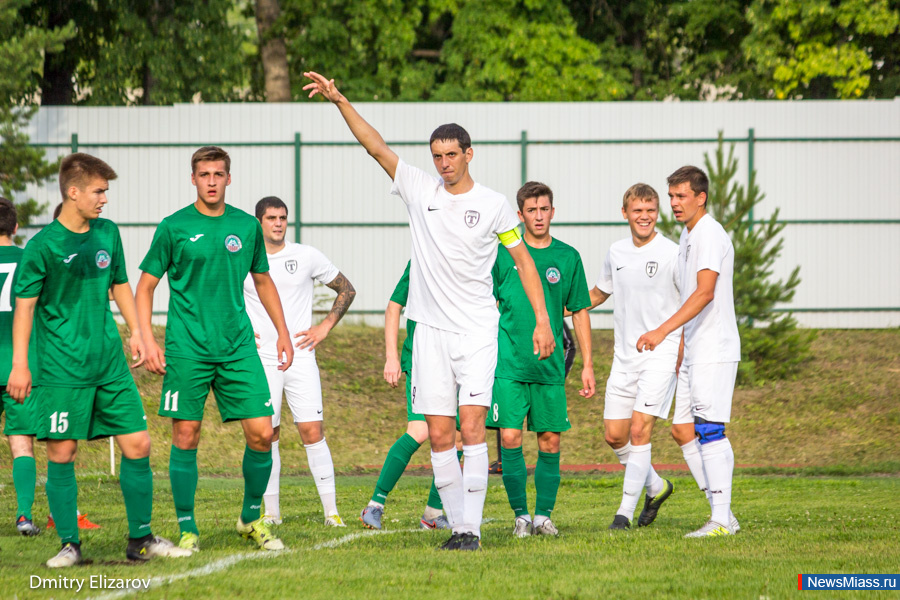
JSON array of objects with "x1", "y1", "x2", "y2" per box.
[
  {"x1": 139, "y1": 204, "x2": 269, "y2": 362},
  {"x1": 389, "y1": 261, "x2": 416, "y2": 373},
  {"x1": 15, "y1": 219, "x2": 129, "y2": 387},
  {"x1": 493, "y1": 238, "x2": 591, "y2": 384},
  {"x1": 0, "y1": 246, "x2": 39, "y2": 385}
]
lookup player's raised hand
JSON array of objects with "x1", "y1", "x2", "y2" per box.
[
  {"x1": 384, "y1": 356, "x2": 401, "y2": 388},
  {"x1": 7, "y1": 365, "x2": 31, "y2": 403},
  {"x1": 143, "y1": 334, "x2": 167, "y2": 375},
  {"x1": 579, "y1": 365, "x2": 596, "y2": 398},
  {"x1": 303, "y1": 72, "x2": 343, "y2": 103},
  {"x1": 636, "y1": 328, "x2": 666, "y2": 353},
  {"x1": 533, "y1": 322, "x2": 556, "y2": 360},
  {"x1": 128, "y1": 332, "x2": 146, "y2": 368}
]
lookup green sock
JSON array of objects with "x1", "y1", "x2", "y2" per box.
[
  {"x1": 501, "y1": 446, "x2": 529, "y2": 518},
  {"x1": 372, "y1": 433, "x2": 422, "y2": 504},
  {"x1": 241, "y1": 445, "x2": 272, "y2": 524},
  {"x1": 170, "y1": 446, "x2": 199, "y2": 535},
  {"x1": 534, "y1": 450, "x2": 561, "y2": 518},
  {"x1": 120, "y1": 456, "x2": 153, "y2": 539},
  {"x1": 12, "y1": 456, "x2": 37, "y2": 520},
  {"x1": 47, "y1": 461, "x2": 79, "y2": 545},
  {"x1": 426, "y1": 475, "x2": 443, "y2": 510}
]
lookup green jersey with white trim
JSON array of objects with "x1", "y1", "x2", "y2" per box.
[
  {"x1": 15, "y1": 219, "x2": 129, "y2": 387},
  {"x1": 0, "y1": 246, "x2": 39, "y2": 385},
  {"x1": 493, "y1": 238, "x2": 591, "y2": 384},
  {"x1": 388, "y1": 261, "x2": 416, "y2": 373},
  {"x1": 140, "y1": 204, "x2": 269, "y2": 362}
]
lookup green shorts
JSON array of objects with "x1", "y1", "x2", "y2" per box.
[
  {"x1": 1, "y1": 387, "x2": 38, "y2": 436},
  {"x1": 35, "y1": 373, "x2": 148, "y2": 441},
  {"x1": 405, "y1": 372, "x2": 460, "y2": 429},
  {"x1": 486, "y1": 378, "x2": 571, "y2": 433},
  {"x1": 159, "y1": 355, "x2": 272, "y2": 422}
]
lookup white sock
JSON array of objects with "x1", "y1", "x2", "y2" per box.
[
  {"x1": 431, "y1": 448, "x2": 464, "y2": 533},
  {"x1": 681, "y1": 439, "x2": 712, "y2": 509},
  {"x1": 617, "y1": 443, "x2": 651, "y2": 520},
  {"x1": 613, "y1": 442, "x2": 632, "y2": 466},
  {"x1": 422, "y1": 505, "x2": 442, "y2": 520},
  {"x1": 700, "y1": 438, "x2": 733, "y2": 526},
  {"x1": 263, "y1": 440, "x2": 281, "y2": 519},
  {"x1": 305, "y1": 438, "x2": 338, "y2": 517},
  {"x1": 533, "y1": 515, "x2": 548, "y2": 527},
  {"x1": 368, "y1": 500, "x2": 384, "y2": 509},
  {"x1": 462, "y1": 443, "x2": 488, "y2": 537}
]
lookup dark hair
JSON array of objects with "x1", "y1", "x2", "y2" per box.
[
  {"x1": 191, "y1": 146, "x2": 231, "y2": 174},
  {"x1": 255, "y1": 196, "x2": 288, "y2": 221},
  {"x1": 0, "y1": 198, "x2": 17, "y2": 236},
  {"x1": 516, "y1": 181, "x2": 554, "y2": 211},
  {"x1": 622, "y1": 183, "x2": 659, "y2": 210},
  {"x1": 667, "y1": 166, "x2": 709, "y2": 204},
  {"x1": 52, "y1": 203, "x2": 62, "y2": 219},
  {"x1": 59, "y1": 153, "x2": 118, "y2": 200},
  {"x1": 429, "y1": 123, "x2": 471, "y2": 152}
]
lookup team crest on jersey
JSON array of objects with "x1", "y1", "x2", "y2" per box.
[
  {"x1": 646, "y1": 261, "x2": 658, "y2": 277},
  {"x1": 545, "y1": 267, "x2": 561, "y2": 284},
  {"x1": 224, "y1": 234, "x2": 242, "y2": 253},
  {"x1": 464, "y1": 210, "x2": 480, "y2": 228},
  {"x1": 285, "y1": 259, "x2": 298, "y2": 274},
  {"x1": 95, "y1": 250, "x2": 111, "y2": 269}
]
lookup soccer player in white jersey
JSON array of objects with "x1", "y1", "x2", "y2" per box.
[
  {"x1": 636, "y1": 166, "x2": 741, "y2": 537},
  {"x1": 586, "y1": 184, "x2": 680, "y2": 530},
  {"x1": 243, "y1": 196, "x2": 356, "y2": 528},
  {"x1": 303, "y1": 71, "x2": 555, "y2": 551}
]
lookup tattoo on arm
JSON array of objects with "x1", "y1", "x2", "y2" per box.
[{"x1": 325, "y1": 272, "x2": 356, "y2": 324}]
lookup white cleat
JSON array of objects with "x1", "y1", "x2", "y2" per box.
[
  {"x1": 324, "y1": 514, "x2": 346, "y2": 527},
  {"x1": 685, "y1": 520, "x2": 734, "y2": 538},
  {"x1": 513, "y1": 516, "x2": 533, "y2": 538},
  {"x1": 533, "y1": 519, "x2": 559, "y2": 536},
  {"x1": 128, "y1": 535, "x2": 193, "y2": 560},
  {"x1": 730, "y1": 514, "x2": 740, "y2": 533},
  {"x1": 47, "y1": 543, "x2": 83, "y2": 568}
]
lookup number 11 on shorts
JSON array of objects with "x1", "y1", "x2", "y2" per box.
[{"x1": 164, "y1": 390, "x2": 179, "y2": 412}]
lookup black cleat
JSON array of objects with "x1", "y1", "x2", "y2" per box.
[
  {"x1": 456, "y1": 532, "x2": 482, "y2": 551},
  {"x1": 638, "y1": 479, "x2": 674, "y2": 527},
  {"x1": 488, "y1": 460, "x2": 503, "y2": 475},
  {"x1": 439, "y1": 532, "x2": 465, "y2": 550},
  {"x1": 608, "y1": 515, "x2": 631, "y2": 530}
]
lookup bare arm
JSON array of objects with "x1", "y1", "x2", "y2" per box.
[
  {"x1": 251, "y1": 271, "x2": 294, "y2": 370},
  {"x1": 505, "y1": 242, "x2": 555, "y2": 360},
  {"x1": 7, "y1": 297, "x2": 37, "y2": 402},
  {"x1": 136, "y1": 272, "x2": 167, "y2": 374},
  {"x1": 295, "y1": 271, "x2": 356, "y2": 351},
  {"x1": 564, "y1": 286, "x2": 610, "y2": 317},
  {"x1": 636, "y1": 269, "x2": 718, "y2": 352},
  {"x1": 571, "y1": 308, "x2": 595, "y2": 398},
  {"x1": 384, "y1": 300, "x2": 402, "y2": 388},
  {"x1": 303, "y1": 71, "x2": 399, "y2": 179},
  {"x1": 110, "y1": 282, "x2": 146, "y2": 368}
]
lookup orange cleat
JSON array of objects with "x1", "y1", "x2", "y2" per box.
[{"x1": 46, "y1": 513, "x2": 102, "y2": 530}]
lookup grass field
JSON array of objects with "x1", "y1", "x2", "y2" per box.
[{"x1": 1, "y1": 473, "x2": 898, "y2": 599}]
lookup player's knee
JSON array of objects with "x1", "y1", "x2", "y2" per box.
[
  {"x1": 500, "y1": 429, "x2": 522, "y2": 449},
  {"x1": 604, "y1": 430, "x2": 626, "y2": 448},
  {"x1": 694, "y1": 418, "x2": 726, "y2": 445}
]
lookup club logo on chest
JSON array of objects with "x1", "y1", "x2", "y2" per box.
[
  {"x1": 464, "y1": 210, "x2": 480, "y2": 228},
  {"x1": 225, "y1": 234, "x2": 242, "y2": 253},
  {"x1": 95, "y1": 250, "x2": 111, "y2": 269},
  {"x1": 546, "y1": 267, "x2": 561, "y2": 284},
  {"x1": 646, "y1": 261, "x2": 658, "y2": 277},
  {"x1": 285, "y1": 259, "x2": 298, "y2": 274}
]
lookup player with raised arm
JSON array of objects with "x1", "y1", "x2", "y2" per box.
[
  {"x1": 488, "y1": 182, "x2": 595, "y2": 538},
  {"x1": 243, "y1": 196, "x2": 355, "y2": 528},
  {"x1": 636, "y1": 166, "x2": 741, "y2": 537},
  {"x1": 135, "y1": 147, "x2": 294, "y2": 552},
  {"x1": 303, "y1": 71, "x2": 554, "y2": 551},
  {"x1": 8, "y1": 154, "x2": 190, "y2": 567},
  {"x1": 585, "y1": 184, "x2": 679, "y2": 530}
]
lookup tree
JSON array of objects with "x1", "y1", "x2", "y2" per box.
[
  {"x1": 255, "y1": 0, "x2": 290, "y2": 101},
  {"x1": 658, "y1": 134, "x2": 815, "y2": 384}
]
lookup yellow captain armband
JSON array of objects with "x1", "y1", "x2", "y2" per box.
[{"x1": 498, "y1": 227, "x2": 522, "y2": 248}]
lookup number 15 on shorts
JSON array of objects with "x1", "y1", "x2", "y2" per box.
[{"x1": 164, "y1": 390, "x2": 179, "y2": 412}]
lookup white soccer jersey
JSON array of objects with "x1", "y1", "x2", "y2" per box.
[
  {"x1": 391, "y1": 158, "x2": 520, "y2": 334},
  {"x1": 677, "y1": 214, "x2": 741, "y2": 365},
  {"x1": 596, "y1": 233, "x2": 681, "y2": 372},
  {"x1": 243, "y1": 241, "x2": 340, "y2": 362}
]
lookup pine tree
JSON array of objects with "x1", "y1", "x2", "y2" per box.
[{"x1": 659, "y1": 132, "x2": 815, "y2": 384}]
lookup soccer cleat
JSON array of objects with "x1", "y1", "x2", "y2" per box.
[
  {"x1": 325, "y1": 514, "x2": 346, "y2": 527},
  {"x1": 608, "y1": 515, "x2": 631, "y2": 530},
  {"x1": 512, "y1": 516, "x2": 533, "y2": 538},
  {"x1": 46, "y1": 542, "x2": 83, "y2": 568},
  {"x1": 456, "y1": 532, "x2": 482, "y2": 551},
  {"x1": 684, "y1": 520, "x2": 734, "y2": 538},
  {"x1": 178, "y1": 532, "x2": 200, "y2": 552},
  {"x1": 47, "y1": 513, "x2": 102, "y2": 530},
  {"x1": 421, "y1": 514, "x2": 451, "y2": 530},
  {"x1": 533, "y1": 519, "x2": 559, "y2": 536},
  {"x1": 262, "y1": 514, "x2": 282, "y2": 526},
  {"x1": 237, "y1": 516, "x2": 285, "y2": 550},
  {"x1": 360, "y1": 505, "x2": 384, "y2": 530},
  {"x1": 730, "y1": 514, "x2": 741, "y2": 533},
  {"x1": 637, "y1": 479, "x2": 674, "y2": 527},
  {"x1": 16, "y1": 516, "x2": 41, "y2": 536},
  {"x1": 438, "y1": 532, "x2": 465, "y2": 550},
  {"x1": 126, "y1": 535, "x2": 193, "y2": 560}
]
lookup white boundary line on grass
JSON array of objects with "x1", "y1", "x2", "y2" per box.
[{"x1": 85, "y1": 528, "x2": 418, "y2": 600}]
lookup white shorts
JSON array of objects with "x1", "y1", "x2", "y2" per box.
[
  {"x1": 410, "y1": 323, "x2": 496, "y2": 417},
  {"x1": 263, "y1": 359, "x2": 323, "y2": 427},
  {"x1": 604, "y1": 370, "x2": 676, "y2": 420},
  {"x1": 672, "y1": 362, "x2": 738, "y2": 425}
]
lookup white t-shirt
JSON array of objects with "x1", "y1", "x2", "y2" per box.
[
  {"x1": 678, "y1": 214, "x2": 741, "y2": 365},
  {"x1": 391, "y1": 159, "x2": 520, "y2": 334},
  {"x1": 243, "y1": 241, "x2": 339, "y2": 362},
  {"x1": 596, "y1": 233, "x2": 681, "y2": 372}
]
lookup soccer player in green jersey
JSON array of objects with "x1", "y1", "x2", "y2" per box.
[
  {"x1": 8, "y1": 154, "x2": 190, "y2": 567},
  {"x1": 488, "y1": 182, "x2": 596, "y2": 537},
  {"x1": 135, "y1": 146, "x2": 294, "y2": 552}
]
